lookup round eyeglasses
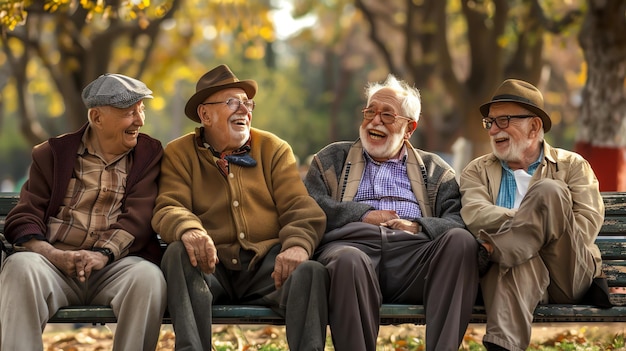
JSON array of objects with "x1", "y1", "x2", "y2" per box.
[
  {"x1": 482, "y1": 115, "x2": 535, "y2": 130},
  {"x1": 201, "y1": 98, "x2": 255, "y2": 112},
  {"x1": 361, "y1": 108, "x2": 412, "y2": 124}
]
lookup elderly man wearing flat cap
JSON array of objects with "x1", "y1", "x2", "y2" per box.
[
  {"x1": 0, "y1": 73, "x2": 166, "y2": 350},
  {"x1": 459, "y1": 79, "x2": 611, "y2": 351},
  {"x1": 152, "y1": 64, "x2": 329, "y2": 350}
]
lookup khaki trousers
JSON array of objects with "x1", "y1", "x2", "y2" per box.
[
  {"x1": 0, "y1": 253, "x2": 166, "y2": 351},
  {"x1": 479, "y1": 179, "x2": 597, "y2": 351}
]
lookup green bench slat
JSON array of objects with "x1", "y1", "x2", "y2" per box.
[
  {"x1": 49, "y1": 303, "x2": 626, "y2": 326},
  {"x1": 49, "y1": 306, "x2": 118, "y2": 324},
  {"x1": 597, "y1": 238, "x2": 626, "y2": 260},
  {"x1": 601, "y1": 192, "x2": 626, "y2": 215},
  {"x1": 599, "y1": 218, "x2": 626, "y2": 235},
  {"x1": 0, "y1": 193, "x2": 19, "y2": 215},
  {"x1": 599, "y1": 261, "x2": 626, "y2": 286},
  {"x1": 3, "y1": 191, "x2": 626, "y2": 326}
]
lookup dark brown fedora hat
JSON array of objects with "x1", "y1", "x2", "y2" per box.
[
  {"x1": 185, "y1": 64, "x2": 258, "y2": 122},
  {"x1": 480, "y1": 79, "x2": 552, "y2": 132}
]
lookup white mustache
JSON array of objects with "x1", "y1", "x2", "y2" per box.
[
  {"x1": 492, "y1": 131, "x2": 509, "y2": 139},
  {"x1": 229, "y1": 114, "x2": 248, "y2": 122},
  {"x1": 368, "y1": 126, "x2": 388, "y2": 134}
]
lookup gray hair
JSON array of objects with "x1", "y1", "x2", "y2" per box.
[{"x1": 364, "y1": 74, "x2": 421, "y2": 122}]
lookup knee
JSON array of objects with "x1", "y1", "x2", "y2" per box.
[
  {"x1": 529, "y1": 178, "x2": 569, "y2": 198},
  {"x1": 295, "y1": 260, "x2": 328, "y2": 282},
  {"x1": 322, "y1": 246, "x2": 372, "y2": 276},
  {"x1": 327, "y1": 245, "x2": 369, "y2": 263},
  {"x1": 161, "y1": 241, "x2": 187, "y2": 270},
  {"x1": 1, "y1": 252, "x2": 45, "y2": 282},
  {"x1": 440, "y1": 228, "x2": 479, "y2": 256},
  {"x1": 128, "y1": 260, "x2": 167, "y2": 292}
]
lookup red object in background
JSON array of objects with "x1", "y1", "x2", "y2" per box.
[{"x1": 575, "y1": 142, "x2": 626, "y2": 191}]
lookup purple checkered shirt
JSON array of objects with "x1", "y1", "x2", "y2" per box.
[{"x1": 353, "y1": 148, "x2": 422, "y2": 219}]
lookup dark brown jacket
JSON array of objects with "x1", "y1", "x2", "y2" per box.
[{"x1": 5, "y1": 123, "x2": 164, "y2": 264}]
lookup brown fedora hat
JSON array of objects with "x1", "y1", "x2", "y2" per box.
[
  {"x1": 185, "y1": 64, "x2": 258, "y2": 122},
  {"x1": 480, "y1": 79, "x2": 552, "y2": 132}
]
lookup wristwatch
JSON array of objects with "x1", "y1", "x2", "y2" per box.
[{"x1": 92, "y1": 247, "x2": 114, "y2": 265}]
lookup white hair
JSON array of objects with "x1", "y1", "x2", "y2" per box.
[
  {"x1": 365, "y1": 74, "x2": 421, "y2": 122},
  {"x1": 87, "y1": 108, "x2": 94, "y2": 124}
]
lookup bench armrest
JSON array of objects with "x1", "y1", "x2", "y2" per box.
[{"x1": 0, "y1": 233, "x2": 14, "y2": 255}]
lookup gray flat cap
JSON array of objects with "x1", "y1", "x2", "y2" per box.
[{"x1": 82, "y1": 73, "x2": 153, "y2": 109}]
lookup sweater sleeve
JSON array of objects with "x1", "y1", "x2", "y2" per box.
[
  {"x1": 268, "y1": 140, "x2": 326, "y2": 256},
  {"x1": 415, "y1": 168, "x2": 466, "y2": 240},
  {"x1": 303, "y1": 144, "x2": 373, "y2": 232},
  {"x1": 152, "y1": 136, "x2": 206, "y2": 243}
]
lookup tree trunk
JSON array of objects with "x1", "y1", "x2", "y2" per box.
[{"x1": 575, "y1": 0, "x2": 626, "y2": 191}]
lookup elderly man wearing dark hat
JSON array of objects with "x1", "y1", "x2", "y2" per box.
[
  {"x1": 0, "y1": 73, "x2": 166, "y2": 350},
  {"x1": 152, "y1": 64, "x2": 329, "y2": 350},
  {"x1": 460, "y1": 79, "x2": 611, "y2": 351}
]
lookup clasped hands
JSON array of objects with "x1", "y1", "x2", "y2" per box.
[
  {"x1": 363, "y1": 210, "x2": 420, "y2": 234},
  {"x1": 22, "y1": 239, "x2": 108, "y2": 282}
]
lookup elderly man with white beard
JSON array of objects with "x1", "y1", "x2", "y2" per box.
[
  {"x1": 304, "y1": 74, "x2": 480, "y2": 351},
  {"x1": 459, "y1": 79, "x2": 611, "y2": 351}
]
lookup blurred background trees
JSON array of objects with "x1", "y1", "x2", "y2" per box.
[{"x1": 0, "y1": 0, "x2": 624, "y2": 190}]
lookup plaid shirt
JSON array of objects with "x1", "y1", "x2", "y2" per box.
[
  {"x1": 496, "y1": 149, "x2": 543, "y2": 209},
  {"x1": 47, "y1": 127, "x2": 133, "y2": 249},
  {"x1": 353, "y1": 148, "x2": 422, "y2": 219}
]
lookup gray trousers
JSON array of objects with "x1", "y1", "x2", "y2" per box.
[
  {"x1": 479, "y1": 179, "x2": 598, "y2": 351},
  {"x1": 0, "y1": 253, "x2": 166, "y2": 351},
  {"x1": 161, "y1": 241, "x2": 329, "y2": 351},
  {"x1": 315, "y1": 223, "x2": 479, "y2": 351}
]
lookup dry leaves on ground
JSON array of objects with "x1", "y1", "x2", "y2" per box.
[{"x1": 43, "y1": 323, "x2": 626, "y2": 351}]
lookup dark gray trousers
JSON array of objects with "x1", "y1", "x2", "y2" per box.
[
  {"x1": 161, "y1": 241, "x2": 329, "y2": 351},
  {"x1": 315, "y1": 222, "x2": 479, "y2": 351}
]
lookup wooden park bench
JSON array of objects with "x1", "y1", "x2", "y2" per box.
[{"x1": 1, "y1": 191, "x2": 626, "y2": 326}]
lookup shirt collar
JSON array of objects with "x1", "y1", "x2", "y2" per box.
[
  {"x1": 363, "y1": 145, "x2": 408, "y2": 165},
  {"x1": 196, "y1": 126, "x2": 251, "y2": 158},
  {"x1": 500, "y1": 144, "x2": 544, "y2": 175},
  {"x1": 79, "y1": 125, "x2": 132, "y2": 163}
]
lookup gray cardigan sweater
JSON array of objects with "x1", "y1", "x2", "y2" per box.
[{"x1": 303, "y1": 139, "x2": 465, "y2": 239}]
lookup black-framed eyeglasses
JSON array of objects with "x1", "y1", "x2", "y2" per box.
[
  {"x1": 482, "y1": 115, "x2": 535, "y2": 130},
  {"x1": 201, "y1": 98, "x2": 255, "y2": 112},
  {"x1": 362, "y1": 108, "x2": 412, "y2": 124}
]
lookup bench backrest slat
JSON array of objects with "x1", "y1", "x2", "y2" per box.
[{"x1": 2, "y1": 191, "x2": 626, "y2": 261}]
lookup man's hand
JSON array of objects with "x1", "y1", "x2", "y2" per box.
[
  {"x1": 68, "y1": 250, "x2": 108, "y2": 282},
  {"x1": 381, "y1": 218, "x2": 420, "y2": 234},
  {"x1": 362, "y1": 210, "x2": 399, "y2": 225},
  {"x1": 181, "y1": 229, "x2": 219, "y2": 274},
  {"x1": 272, "y1": 246, "x2": 308, "y2": 289},
  {"x1": 22, "y1": 239, "x2": 106, "y2": 282}
]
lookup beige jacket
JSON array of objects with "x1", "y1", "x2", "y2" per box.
[{"x1": 460, "y1": 142, "x2": 604, "y2": 276}]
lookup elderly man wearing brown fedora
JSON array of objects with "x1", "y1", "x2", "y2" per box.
[
  {"x1": 152, "y1": 64, "x2": 329, "y2": 350},
  {"x1": 460, "y1": 79, "x2": 611, "y2": 351}
]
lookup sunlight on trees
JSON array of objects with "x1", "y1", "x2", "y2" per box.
[{"x1": 0, "y1": 0, "x2": 623, "y2": 188}]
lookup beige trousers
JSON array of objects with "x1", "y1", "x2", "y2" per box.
[
  {"x1": 0, "y1": 253, "x2": 167, "y2": 351},
  {"x1": 479, "y1": 179, "x2": 597, "y2": 351}
]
